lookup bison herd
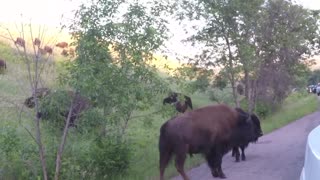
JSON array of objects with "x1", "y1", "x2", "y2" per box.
[
  {"x1": 13, "y1": 37, "x2": 74, "y2": 57},
  {"x1": 159, "y1": 97, "x2": 263, "y2": 179},
  {"x1": 0, "y1": 37, "x2": 76, "y2": 75}
]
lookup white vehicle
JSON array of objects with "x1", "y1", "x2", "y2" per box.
[{"x1": 300, "y1": 125, "x2": 320, "y2": 180}]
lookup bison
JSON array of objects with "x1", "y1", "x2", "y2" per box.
[
  {"x1": 163, "y1": 92, "x2": 193, "y2": 113},
  {"x1": 69, "y1": 48, "x2": 75, "y2": 57},
  {"x1": 55, "y1": 42, "x2": 68, "y2": 49},
  {"x1": 33, "y1": 38, "x2": 41, "y2": 46},
  {"x1": 0, "y1": 59, "x2": 7, "y2": 71},
  {"x1": 24, "y1": 88, "x2": 91, "y2": 127},
  {"x1": 44, "y1": 45, "x2": 53, "y2": 55},
  {"x1": 14, "y1": 37, "x2": 25, "y2": 48},
  {"x1": 61, "y1": 49, "x2": 69, "y2": 57},
  {"x1": 24, "y1": 88, "x2": 51, "y2": 108},
  {"x1": 231, "y1": 108, "x2": 262, "y2": 162},
  {"x1": 159, "y1": 104, "x2": 262, "y2": 179}
]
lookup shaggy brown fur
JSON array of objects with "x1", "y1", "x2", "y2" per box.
[
  {"x1": 61, "y1": 49, "x2": 69, "y2": 56},
  {"x1": 55, "y1": 42, "x2": 68, "y2": 49},
  {"x1": 14, "y1": 37, "x2": 25, "y2": 48},
  {"x1": 33, "y1": 38, "x2": 41, "y2": 46},
  {"x1": 159, "y1": 104, "x2": 243, "y2": 180},
  {"x1": 44, "y1": 45, "x2": 53, "y2": 54},
  {"x1": 0, "y1": 59, "x2": 7, "y2": 71},
  {"x1": 24, "y1": 88, "x2": 51, "y2": 108},
  {"x1": 24, "y1": 88, "x2": 91, "y2": 127}
]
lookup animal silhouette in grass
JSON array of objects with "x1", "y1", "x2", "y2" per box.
[{"x1": 162, "y1": 92, "x2": 193, "y2": 113}]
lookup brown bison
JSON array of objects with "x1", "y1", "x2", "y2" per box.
[
  {"x1": 44, "y1": 45, "x2": 53, "y2": 55},
  {"x1": 24, "y1": 88, "x2": 51, "y2": 108},
  {"x1": 0, "y1": 59, "x2": 7, "y2": 71},
  {"x1": 163, "y1": 92, "x2": 193, "y2": 113},
  {"x1": 61, "y1": 49, "x2": 69, "y2": 56},
  {"x1": 69, "y1": 48, "x2": 75, "y2": 57},
  {"x1": 38, "y1": 48, "x2": 47, "y2": 55},
  {"x1": 14, "y1": 37, "x2": 25, "y2": 48},
  {"x1": 55, "y1": 42, "x2": 68, "y2": 49},
  {"x1": 33, "y1": 38, "x2": 41, "y2": 46},
  {"x1": 231, "y1": 108, "x2": 262, "y2": 162},
  {"x1": 159, "y1": 104, "x2": 262, "y2": 179},
  {"x1": 24, "y1": 88, "x2": 91, "y2": 127}
]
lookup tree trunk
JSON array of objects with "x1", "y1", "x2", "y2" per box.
[
  {"x1": 244, "y1": 69, "x2": 250, "y2": 100},
  {"x1": 225, "y1": 35, "x2": 239, "y2": 107},
  {"x1": 54, "y1": 94, "x2": 76, "y2": 180}
]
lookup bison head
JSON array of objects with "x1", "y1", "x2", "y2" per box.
[
  {"x1": 235, "y1": 108, "x2": 263, "y2": 143},
  {"x1": 250, "y1": 113, "x2": 263, "y2": 142}
]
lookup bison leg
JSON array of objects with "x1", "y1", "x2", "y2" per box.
[
  {"x1": 159, "y1": 149, "x2": 173, "y2": 180},
  {"x1": 232, "y1": 147, "x2": 240, "y2": 162},
  {"x1": 174, "y1": 147, "x2": 189, "y2": 180},
  {"x1": 207, "y1": 147, "x2": 226, "y2": 179},
  {"x1": 205, "y1": 149, "x2": 221, "y2": 178},
  {"x1": 240, "y1": 146, "x2": 246, "y2": 161}
]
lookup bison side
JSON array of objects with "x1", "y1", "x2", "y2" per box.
[{"x1": 159, "y1": 104, "x2": 262, "y2": 179}]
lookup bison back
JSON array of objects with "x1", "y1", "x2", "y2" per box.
[{"x1": 162, "y1": 104, "x2": 241, "y2": 152}]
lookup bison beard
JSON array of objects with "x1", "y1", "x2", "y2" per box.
[{"x1": 158, "y1": 104, "x2": 262, "y2": 179}]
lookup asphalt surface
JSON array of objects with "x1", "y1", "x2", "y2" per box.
[{"x1": 172, "y1": 101, "x2": 320, "y2": 180}]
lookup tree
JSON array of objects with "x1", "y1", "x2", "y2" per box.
[
  {"x1": 56, "y1": 0, "x2": 173, "y2": 177},
  {"x1": 174, "y1": 0, "x2": 320, "y2": 112}
]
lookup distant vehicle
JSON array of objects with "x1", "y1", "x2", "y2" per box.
[
  {"x1": 316, "y1": 85, "x2": 320, "y2": 96},
  {"x1": 307, "y1": 85, "x2": 316, "y2": 94},
  {"x1": 300, "y1": 125, "x2": 320, "y2": 180}
]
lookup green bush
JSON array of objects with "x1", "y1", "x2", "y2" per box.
[
  {"x1": 39, "y1": 90, "x2": 73, "y2": 128},
  {"x1": 0, "y1": 124, "x2": 38, "y2": 179},
  {"x1": 77, "y1": 134, "x2": 132, "y2": 179},
  {"x1": 240, "y1": 98, "x2": 272, "y2": 118}
]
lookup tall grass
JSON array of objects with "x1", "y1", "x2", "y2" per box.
[{"x1": 262, "y1": 92, "x2": 318, "y2": 134}]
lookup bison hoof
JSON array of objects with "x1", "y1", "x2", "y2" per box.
[
  {"x1": 219, "y1": 172, "x2": 226, "y2": 179},
  {"x1": 235, "y1": 158, "x2": 240, "y2": 162},
  {"x1": 241, "y1": 156, "x2": 246, "y2": 161},
  {"x1": 212, "y1": 169, "x2": 219, "y2": 177}
]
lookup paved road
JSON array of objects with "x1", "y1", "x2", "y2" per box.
[{"x1": 172, "y1": 107, "x2": 320, "y2": 180}]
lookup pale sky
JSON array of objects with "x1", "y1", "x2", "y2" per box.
[{"x1": 0, "y1": 0, "x2": 319, "y2": 57}]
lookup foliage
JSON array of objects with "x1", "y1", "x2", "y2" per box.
[
  {"x1": 308, "y1": 69, "x2": 320, "y2": 85},
  {"x1": 82, "y1": 136, "x2": 132, "y2": 179},
  {"x1": 39, "y1": 90, "x2": 73, "y2": 127},
  {"x1": 57, "y1": 0, "x2": 175, "y2": 178},
  {"x1": 173, "y1": 0, "x2": 320, "y2": 112}
]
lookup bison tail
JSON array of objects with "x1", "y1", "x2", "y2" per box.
[{"x1": 159, "y1": 122, "x2": 173, "y2": 178}]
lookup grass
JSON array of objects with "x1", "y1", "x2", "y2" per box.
[{"x1": 262, "y1": 92, "x2": 318, "y2": 134}]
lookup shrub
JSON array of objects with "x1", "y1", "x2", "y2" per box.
[{"x1": 78, "y1": 134, "x2": 132, "y2": 179}]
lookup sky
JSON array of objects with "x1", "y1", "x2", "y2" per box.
[{"x1": 0, "y1": 0, "x2": 319, "y2": 57}]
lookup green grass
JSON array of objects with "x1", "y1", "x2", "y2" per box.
[{"x1": 262, "y1": 92, "x2": 318, "y2": 134}]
